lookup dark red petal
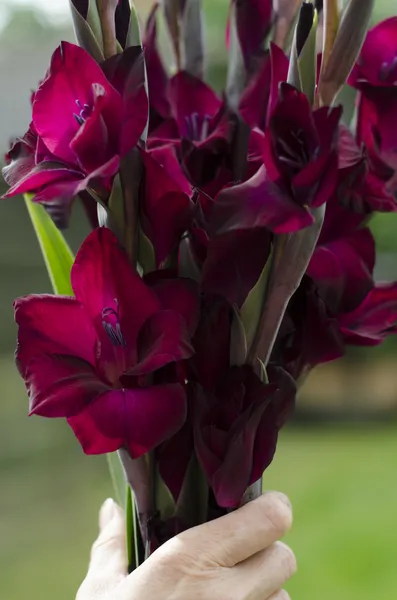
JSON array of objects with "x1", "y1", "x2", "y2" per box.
[
  {"x1": 71, "y1": 228, "x2": 161, "y2": 354},
  {"x1": 140, "y1": 149, "x2": 193, "y2": 266},
  {"x1": 148, "y1": 276, "x2": 200, "y2": 335},
  {"x1": 202, "y1": 228, "x2": 271, "y2": 307},
  {"x1": 148, "y1": 144, "x2": 192, "y2": 196},
  {"x1": 68, "y1": 383, "x2": 187, "y2": 457},
  {"x1": 103, "y1": 47, "x2": 149, "y2": 156},
  {"x1": 239, "y1": 53, "x2": 272, "y2": 129},
  {"x1": 14, "y1": 295, "x2": 97, "y2": 378},
  {"x1": 191, "y1": 295, "x2": 232, "y2": 392},
  {"x1": 235, "y1": 0, "x2": 273, "y2": 68},
  {"x1": 2, "y1": 127, "x2": 37, "y2": 188},
  {"x1": 168, "y1": 71, "x2": 222, "y2": 139},
  {"x1": 27, "y1": 354, "x2": 107, "y2": 417},
  {"x1": 210, "y1": 165, "x2": 314, "y2": 236},
  {"x1": 308, "y1": 228, "x2": 375, "y2": 313},
  {"x1": 33, "y1": 42, "x2": 119, "y2": 165},
  {"x1": 3, "y1": 163, "x2": 83, "y2": 198},
  {"x1": 349, "y1": 17, "x2": 397, "y2": 87},
  {"x1": 157, "y1": 417, "x2": 194, "y2": 502},
  {"x1": 339, "y1": 282, "x2": 397, "y2": 344},
  {"x1": 130, "y1": 310, "x2": 194, "y2": 376},
  {"x1": 266, "y1": 43, "x2": 290, "y2": 122}
]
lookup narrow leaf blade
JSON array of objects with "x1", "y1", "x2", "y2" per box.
[{"x1": 24, "y1": 195, "x2": 74, "y2": 296}]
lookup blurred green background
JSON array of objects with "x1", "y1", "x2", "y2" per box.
[{"x1": 0, "y1": 1, "x2": 397, "y2": 599}]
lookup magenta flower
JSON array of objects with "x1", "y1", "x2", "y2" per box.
[
  {"x1": 307, "y1": 192, "x2": 375, "y2": 314},
  {"x1": 277, "y1": 196, "x2": 397, "y2": 378},
  {"x1": 211, "y1": 83, "x2": 341, "y2": 236},
  {"x1": 349, "y1": 17, "x2": 397, "y2": 89},
  {"x1": 3, "y1": 42, "x2": 147, "y2": 206},
  {"x1": 339, "y1": 283, "x2": 397, "y2": 345},
  {"x1": 239, "y1": 42, "x2": 289, "y2": 131},
  {"x1": 14, "y1": 227, "x2": 198, "y2": 457},
  {"x1": 193, "y1": 365, "x2": 295, "y2": 508},
  {"x1": 349, "y1": 18, "x2": 397, "y2": 174},
  {"x1": 336, "y1": 126, "x2": 397, "y2": 213}
]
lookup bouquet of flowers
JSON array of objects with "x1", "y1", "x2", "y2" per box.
[{"x1": 3, "y1": 0, "x2": 397, "y2": 567}]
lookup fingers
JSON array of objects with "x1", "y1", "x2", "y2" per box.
[
  {"x1": 232, "y1": 541, "x2": 296, "y2": 599},
  {"x1": 87, "y1": 498, "x2": 128, "y2": 577},
  {"x1": 183, "y1": 491, "x2": 292, "y2": 567}
]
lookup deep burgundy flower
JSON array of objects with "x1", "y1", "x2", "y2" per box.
[
  {"x1": 3, "y1": 42, "x2": 147, "y2": 207},
  {"x1": 14, "y1": 227, "x2": 199, "y2": 457},
  {"x1": 276, "y1": 195, "x2": 397, "y2": 378},
  {"x1": 349, "y1": 18, "x2": 397, "y2": 178},
  {"x1": 262, "y1": 83, "x2": 342, "y2": 212},
  {"x1": 272, "y1": 276, "x2": 344, "y2": 380},
  {"x1": 211, "y1": 83, "x2": 341, "y2": 236},
  {"x1": 239, "y1": 42, "x2": 289, "y2": 131},
  {"x1": 339, "y1": 283, "x2": 397, "y2": 346},
  {"x1": 336, "y1": 126, "x2": 397, "y2": 213},
  {"x1": 193, "y1": 365, "x2": 296, "y2": 508},
  {"x1": 307, "y1": 193, "x2": 375, "y2": 315},
  {"x1": 349, "y1": 17, "x2": 397, "y2": 89}
]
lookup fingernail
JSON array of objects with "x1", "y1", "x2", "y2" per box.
[
  {"x1": 99, "y1": 498, "x2": 116, "y2": 529},
  {"x1": 263, "y1": 490, "x2": 292, "y2": 509}
]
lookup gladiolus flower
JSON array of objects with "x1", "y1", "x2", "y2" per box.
[
  {"x1": 14, "y1": 227, "x2": 198, "y2": 457},
  {"x1": 3, "y1": 42, "x2": 147, "y2": 207}
]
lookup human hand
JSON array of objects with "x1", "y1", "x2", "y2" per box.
[{"x1": 76, "y1": 491, "x2": 296, "y2": 600}]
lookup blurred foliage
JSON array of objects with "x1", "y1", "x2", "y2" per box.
[{"x1": 0, "y1": 2, "x2": 397, "y2": 600}]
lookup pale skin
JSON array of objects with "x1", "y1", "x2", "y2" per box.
[{"x1": 76, "y1": 491, "x2": 296, "y2": 600}]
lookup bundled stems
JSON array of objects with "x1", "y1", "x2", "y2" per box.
[{"x1": 118, "y1": 448, "x2": 154, "y2": 550}]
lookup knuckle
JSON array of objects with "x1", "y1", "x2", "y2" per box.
[
  {"x1": 261, "y1": 492, "x2": 293, "y2": 536},
  {"x1": 273, "y1": 541, "x2": 297, "y2": 578}
]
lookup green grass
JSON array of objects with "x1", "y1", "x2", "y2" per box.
[{"x1": 0, "y1": 356, "x2": 397, "y2": 599}]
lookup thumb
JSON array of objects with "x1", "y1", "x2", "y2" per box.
[{"x1": 87, "y1": 498, "x2": 128, "y2": 577}]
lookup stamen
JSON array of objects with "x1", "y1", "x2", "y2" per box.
[
  {"x1": 73, "y1": 99, "x2": 92, "y2": 126},
  {"x1": 102, "y1": 304, "x2": 126, "y2": 346}
]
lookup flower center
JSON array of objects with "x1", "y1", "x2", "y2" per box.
[
  {"x1": 74, "y1": 99, "x2": 93, "y2": 126},
  {"x1": 184, "y1": 113, "x2": 211, "y2": 141},
  {"x1": 102, "y1": 301, "x2": 126, "y2": 347}
]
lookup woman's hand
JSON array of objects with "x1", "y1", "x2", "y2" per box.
[{"x1": 76, "y1": 491, "x2": 296, "y2": 600}]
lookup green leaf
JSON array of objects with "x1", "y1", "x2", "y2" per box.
[
  {"x1": 225, "y1": 2, "x2": 246, "y2": 110},
  {"x1": 125, "y1": 2, "x2": 142, "y2": 47},
  {"x1": 181, "y1": 0, "x2": 204, "y2": 79},
  {"x1": 287, "y1": 1, "x2": 318, "y2": 101},
  {"x1": 125, "y1": 486, "x2": 139, "y2": 572},
  {"x1": 240, "y1": 256, "x2": 272, "y2": 355},
  {"x1": 106, "y1": 451, "x2": 128, "y2": 507},
  {"x1": 319, "y1": 0, "x2": 374, "y2": 106},
  {"x1": 24, "y1": 195, "x2": 74, "y2": 296},
  {"x1": 137, "y1": 226, "x2": 156, "y2": 275},
  {"x1": 298, "y1": 8, "x2": 318, "y2": 105}
]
